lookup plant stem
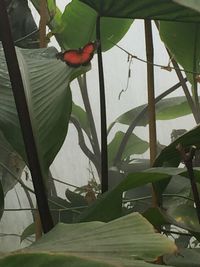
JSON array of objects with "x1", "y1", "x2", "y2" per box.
[
  {"x1": 70, "y1": 116, "x2": 100, "y2": 174},
  {"x1": 77, "y1": 75, "x2": 101, "y2": 176},
  {"x1": 144, "y1": 20, "x2": 160, "y2": 212},
  {"x1": 96, "y1": 16, "x2": 108, "y2": 193},
  {"x1": 171, "y1": 57, "x2": 199, "y2": 123},
  {"x1": 177, "y1": 144, "x2": 200, "y2": 223},
  {"x1": 0, "y1": 162, "x2": 34, "y2": 194},
  {"x1": 155, "y1": 21, "x2": 199, "y2": 123},
  {"x1": 0, "y1": 0, "x2": 53, "y2": 233},
  {"x1": 192, "y1": 24, "x2": 200, "y2": 122}
]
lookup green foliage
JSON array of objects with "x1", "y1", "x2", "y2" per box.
[
  {"x1": 0, "y1": 180, "x2": 4, "y2": 220},
  {"x1": 160, "y1": 21, "x2": 200, "y2": 87},
  {"x1": 79, "y1": 0, "x2": 200, "y2": 22},
  {"x1": 108, "y1": 131, "x2": 149, "y2": 166},
  {"x1": 109, "y1": 96, "x2": 192, "y2": 129},
  {"x1": 58, "y1": 0, "x2": 133, "y2": 50},
  {"x1": 154, "y1": 125, "x2": 200, "y2": 167},
  {"x1": 0, "y1": 213, "x2": 176, "y2": 267},
  {"x1": 0, "y1": 43, "x2": 89, "y2": 174}
]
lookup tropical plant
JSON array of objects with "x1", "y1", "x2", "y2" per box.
[{"x1": 1, "y1": 0, "x2": 200, "y2": 266}]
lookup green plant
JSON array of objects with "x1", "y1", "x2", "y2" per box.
[{"x1": 1, "y1": 1, "x2": 200, "y2": 266}]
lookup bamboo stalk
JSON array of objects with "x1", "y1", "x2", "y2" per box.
[
  {"x1": 39, "y1": 0, "x2": 48, "y2": 48},
  {"x1": 144, "y1": 20, "x2": 157, "y2": 166}
]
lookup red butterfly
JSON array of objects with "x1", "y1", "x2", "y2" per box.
[{"x1": 57, "y1": 41, "x2": 97, "y2": 68}]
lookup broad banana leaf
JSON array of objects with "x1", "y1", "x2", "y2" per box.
[
  {"x1": 59, "y1": 0, "x2": 133, "y2": 51},
  {"x1": 0, "y1": 43, "x2": 88, "y2": 174},
  {"x1": 0, "y1": 213, "x2": 176, "y2": 267},
  {"x1": 79, "y1": 0, "x2": 200, "y2": 22}
]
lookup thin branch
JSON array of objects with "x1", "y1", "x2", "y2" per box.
[
  {"x1": 0, "y1": 162, "x2": 34, "y2": 194},
  {"x1": 154, "y1": 21, "x2": 198, "y2": 123},
  {"x1": 123, "y1": 193, "x2": 194, "y2": 203},
  {"x1": 52, "y1": 176, "x2": 80, "y2": 189},
  {"x1": 113, "y1": 42, "x2": 200, "y2": 76}
]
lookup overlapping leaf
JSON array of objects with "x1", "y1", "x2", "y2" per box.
[
  {"x1": 58, "y1": 0, "x2": 133, "y2": 51},
  {"x1": 0, "y1": 213, "x2": 176, "y2": 267},
  {"x1": 0, "y1": 43, "x2": 87, "y2": 173},
  {"x1": 80, "y1": 0, "x2": 200, "y2": 22}
]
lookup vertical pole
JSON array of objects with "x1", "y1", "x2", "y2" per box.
[
  {"x1": 96, "y1": 16, "x2": 108, "y2": 193},
  {"x1": 0, "y1": 0, "x2": 54, "y2": 233},
  {"x1": 144, "y1": 20, "x2": 157, "y2": 166}
]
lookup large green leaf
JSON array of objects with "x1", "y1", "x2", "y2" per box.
[
  {"x1": 108, "y1": 131, "x2": 149, "y2": 166},
  {"x1": 71, "y1": 102, "x2": 91, "y2": 138},
  {"x1": 153, "y1": 125, "x2": 200, "y2": 167},
  {"x1": 0, "y1": 213, "x2": 176, "y2": 267},
  {"x1": 78, "y1": 172, "x2": 172, "y2": 222},
  {"x1": 0, "y1": 253, "x2": 121, "y2": 267},
  {"x1": 80, "y1": 0, "x2": 200, "y2": 22},
  {"x1": 0, "y1": 43, "x2": 87, "y2": 173},
  {"x1": 109, "y1": 96, "x2": 192, "y2": 130},
  {"x1": 59, "y1": 0, "x2": 133, "y2": 51},
  {"x1": 78, "y1": 167, "x2": 200, "y2": 222},
  {"x1": 5, "y1": 0, "x2": 38, "y2": 48},
  {"x1": 160, "y1": 21, "x2": 200, "y2": 86}
]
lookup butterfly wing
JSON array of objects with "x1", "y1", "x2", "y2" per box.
[
  {"x1": 57, "y1": 42, "x2": 97, "y2": 67},
  {"x1": 81, "y1": 42, "x2": 96, "y2": 66},
  {"x1": 62, "y1": 50, "x2": 83, "y2": 67}
]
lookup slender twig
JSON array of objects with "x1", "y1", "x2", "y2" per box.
[
  {"x1": 0, "y1": 162, "x2": 34, "y2": 194},
  {"x1": 52, "y1": 176, "x2": 80, "y2": 189},
  {"x1": 170, "y1": 57, "x2": 199, "y2": 123},
  {"x1": 2, "y1": 206, "x2": 87, "y2": 211},
  {"x1": 96, "y1": 16, "x2": 108, "y2": 193},
  {"x1": 192, "y1": 24, "x2": 200, "y2": 122},
  {"x1": 14, "y1": 29, "x2": 39, "y2": 44},
  {"x1": 123, "y1": 193, "x2": 194, "y2": 203},
  {"x1": 113, "y1": 41, "x2": 200, "y2": 76},
  {"x1": 0, "y1": 0, "x2": 53, "y2": 233},
  {"x1": 155, "y1": 21, "x2": 199, "y2": 123},
  {"x1": 22, "y1": 186, "x2": 35, "y2": 221},
  {"x1": 177, "y1": 144, "x2": 200, "y2": 223},
  {"x1": 113, "y1": 79, "x2": 187, "y2": 165}
]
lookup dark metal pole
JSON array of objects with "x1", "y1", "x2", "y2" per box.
[
  {"x1": 96, "y1": 15, "x2": 108, "y2": 193},
  {"x1": 0, "y1": 0, "x2": 54, "y2": 233}
]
